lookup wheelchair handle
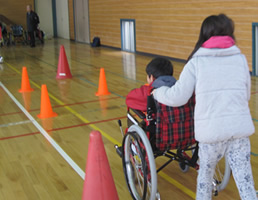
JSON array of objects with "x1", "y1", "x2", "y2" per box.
[
  {"x1": 118, "y1": 119, "x2": 122, "y2": 127},
  {"x1": 117, "y1": 120, "x2": 124, "y2": 137}
]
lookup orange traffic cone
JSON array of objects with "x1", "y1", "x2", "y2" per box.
[
  {"x1": 56, "y1": 45, "x2": 72, "y2": 79},
  {"x1": 19, "y1": 67, "x2": 34, "y2": 93},
  {"x1": 95, "y1": 68, "x2": 111, "y2": 96},
  {"x1": 82, "y1": 131, "x2": 119, "y2": 200},
  {"x1": 37, "y1": 84, "x2": 58, "y2": 119}
]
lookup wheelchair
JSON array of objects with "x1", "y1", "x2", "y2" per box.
[
  {"x1": 115, "y1": 95, "x2": 231, "y2": 200},
  {"x1": 10, "y1": 25, "x2": 27, "y2": 45}
]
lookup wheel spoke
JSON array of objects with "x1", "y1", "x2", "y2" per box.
[
  {"x1": 213, "y1": 157, "x2": 231, "y2": 193},
  {"x1": 122, "y1": 127, "x2": 157, "y2": 200}
]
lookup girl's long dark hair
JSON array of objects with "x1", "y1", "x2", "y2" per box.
[{"x1": 187, "y1": 14, "x2": 235, "y2": 61}]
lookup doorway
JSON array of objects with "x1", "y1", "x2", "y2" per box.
[
  {"x1": 121, "y1": 19, "x2": 136, "y2": 52},
  {"x1": 252, "y1": 23, "x2": 258, "y2": 76},
  {"x1": 55, "y1": 0, "x2": 70, "y2": 39},
  {"x1": 74, "y1": 0, "x2": 90, "y2": 43}
]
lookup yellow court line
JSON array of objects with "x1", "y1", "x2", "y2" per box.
[
  {"x1": 159, "y1": 171, "x2": 196, "y2": 199},
  {"x1": 5, "y1": 61, "x2": 195, "y2": 199}
]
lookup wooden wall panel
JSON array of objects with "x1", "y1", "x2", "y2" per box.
[
  {"x1": 0, "y1": 0, "x2": 34, "y2": 29},
  {"x1": 89, "y1": 0, "x2": 258, "y2": 68},
  {"x1": 68, "y1": 0, "x2": 75, "y2": 40}
]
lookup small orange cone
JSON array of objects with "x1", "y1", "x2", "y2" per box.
[
  {"x1": 56, "y1": 45, "x2": 72, "y2": 79},
  {"x1": 19, "y1": 67, "x2": 34, "y2": 93},
  {"x1": 82, "y1": 131, "x2": 119, "y2": 200},
  {"x1": 95, "y1": 68, "x2": 111, "y2": 96},
  {"x1": 37, "y1": 84, "x2": 58, "y2": 119}
]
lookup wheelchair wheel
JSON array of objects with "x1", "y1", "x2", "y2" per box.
[
  {"x1": 179, "y1": 161, "x2": 189, "y2": 173},
  {"x1": 122, "y1": 125, "x2": 157, "y2": 200},
  {"x1": 213, "y1": 157, "x2": 231, "y2": 195},
  {"x1": 178, "y1": 144, "x2": 197, "y2": 173}
]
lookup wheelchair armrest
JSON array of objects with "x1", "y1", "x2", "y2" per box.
[{"x1": 130, "y1": 109, "x2": 146, "y2": 119}]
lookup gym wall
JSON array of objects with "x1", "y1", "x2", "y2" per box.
[
  {"x1": 0, "y1": 0, "x2": 34, "y2": 29},
  {"x1": 88, "y1": 0, "x2": 258, "y2": 68},
  {"x1": 35, "y1": 0, "x2": 54, "y2": 37},
  {"x1": 68, "y1": 0, "x2": 75, "y2": 40}
]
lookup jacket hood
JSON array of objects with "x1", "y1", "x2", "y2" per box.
[
  {"x1": 193, "y1": 45, "x2": 241, "y2": 57},
  {"x1": 152, "y1": 76, "x2": 176, "y2": 89}
]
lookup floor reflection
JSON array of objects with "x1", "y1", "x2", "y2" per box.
[{"x1": 122, "y1": 52, "x2": 136, "y2": 80}]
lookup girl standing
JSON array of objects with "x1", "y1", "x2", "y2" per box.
[{"x1": 153, "y1": 14, "x2": 257, "y2": 200}]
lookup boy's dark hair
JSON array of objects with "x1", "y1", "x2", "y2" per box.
[{"x1": 145, "y1": 57, "x2": 173, "y2": 79}]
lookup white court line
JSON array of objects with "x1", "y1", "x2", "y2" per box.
[
  {"x1": 0, "y1": 82, "x2": 85, "y2": 180},
  {"x1": 0, "y1": 120, "x2": 31, "y2": 128}
]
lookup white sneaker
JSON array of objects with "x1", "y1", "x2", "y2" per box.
[{"x1": 0, "y1": 56, "x2": 3, "y2": 63}]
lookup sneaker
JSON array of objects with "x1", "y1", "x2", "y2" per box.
[{"x1": 0, "y1": 56, "x2": 3, "y2": 63}]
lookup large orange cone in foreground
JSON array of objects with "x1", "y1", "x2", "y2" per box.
[
  {"x1": 19, "y1": 67, "x2": 34, "y2": 93},
  {"x1": 95, "y1": 68, "x2": 111, "y2": 96},
  {"x1": 37, "y1": 84, "x2": 58, "y2": 119},
  {"x1": 82, "y1": 131, "x2": 119, "y2": 200},
  {"x1": 56, "y1": 45, "x2": 72, "y2": 79}
]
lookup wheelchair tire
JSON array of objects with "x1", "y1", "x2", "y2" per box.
[
  {"x1": 122, "y1": 125, "x2": 157, "y2": 200},
  {"x1": 178, "y1": 144, "x2": 197, "y2": 173},
  {"x1": 213, "y1": 156, "x2": 231, "y2": 192}
]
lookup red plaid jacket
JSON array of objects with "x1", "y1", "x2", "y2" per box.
[{"x1": 155, "y1": 95, "x2": 196, "y2": 151}]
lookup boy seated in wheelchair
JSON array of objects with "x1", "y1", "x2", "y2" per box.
[{"x1": 126, "y1": 57, "x2": 195, "y2": 152}]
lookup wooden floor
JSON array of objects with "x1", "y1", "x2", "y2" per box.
[{"x1": 0, "y1": 39, "x2": 257, "y2": 200}]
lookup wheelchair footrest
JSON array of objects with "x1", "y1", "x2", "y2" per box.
[{"x1": 114, "y1": 145, "x2": 122, "y2": 158}]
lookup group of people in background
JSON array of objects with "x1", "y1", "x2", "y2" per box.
[{"x1": 0, "y1": 5, "x2": 40, "y2": 63}]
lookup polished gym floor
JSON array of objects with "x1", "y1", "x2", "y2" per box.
[{"x1": 0, "y1": 39, "x2": 257, "y2": 199}]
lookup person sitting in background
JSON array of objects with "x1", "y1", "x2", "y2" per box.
[
  {"x1": 126, "y1": 57, "x2": 176, "y2": 111},
  {"x1": 126, "y1": 57, "x2": 196, "y2": 151}
]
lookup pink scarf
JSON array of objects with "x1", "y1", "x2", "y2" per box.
[{"x1": 202, "y1": 36, "x2": 235, "y2": 48}]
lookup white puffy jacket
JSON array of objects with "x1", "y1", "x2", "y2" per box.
[{"x1": 153, "y1": 46, "x2": 255, "y2": 143}]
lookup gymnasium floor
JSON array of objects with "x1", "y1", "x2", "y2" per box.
[{"x1": 0, "y1": 39, "x2": 257, "y2": 200}]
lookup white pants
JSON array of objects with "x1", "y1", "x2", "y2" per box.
[{"x1": 196, "y1": 137, "x2": 257, "y2": 200}]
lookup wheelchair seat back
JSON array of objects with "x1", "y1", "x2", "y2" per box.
[
  {"x1": 11, "y1": 25, "x2": 24, "y2": 36},
  {"x1": 155, "y1": 95, "x2": 196, "y2": 151},
  {"x1": 127, "y1": 94, "x2": 196, "y2": 152}
]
